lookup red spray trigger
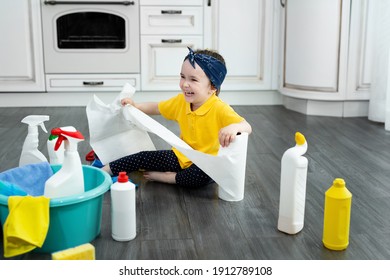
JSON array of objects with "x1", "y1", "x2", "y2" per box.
[
  {"x1": 50, "y1": 127, "x2": 84, "y2": 151},
  {"x1": 54, "y1": 135, "x2": 65, "y2": 151}
]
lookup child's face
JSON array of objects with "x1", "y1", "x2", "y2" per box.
[{"x1": 180, "y1": 59, "x2": 215, "y2": 110}]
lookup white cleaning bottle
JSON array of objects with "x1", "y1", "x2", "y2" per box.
[
  {"x1": 111, "y1": 172, "x2": 136, "y2": 241},
  {"x1": 44, "y1": 126, "x2": 85, "y2": 198},
  {"x1": 277, "y1": 132, "x2": 308, "y2": 234},
  {"x1": 47, "y1": 134, "x2": 64, "y2": 164},
  {"x1": 19, "y1": 115, "x2": 50, "y2": 167}
]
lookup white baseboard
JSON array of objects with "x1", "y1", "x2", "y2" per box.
[{"x1": 283, "y1": 96, "x2": 369, "y2": 117}]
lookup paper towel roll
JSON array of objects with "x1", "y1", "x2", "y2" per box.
[{"x1": 122, "y1": 106, "x2": 249, "y2": 201}]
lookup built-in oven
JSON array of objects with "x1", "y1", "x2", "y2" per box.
[{"x1": 41, "y1": 0, "x2": 140, "y2": 91}]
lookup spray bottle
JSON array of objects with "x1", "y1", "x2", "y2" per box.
[
  {"x1": 47, "y1": 134, "x2": 64, "y2": 164},
  {"x1": 111, "y1": 171, "x2": 136, "y2": 241},
  {"x1": 322, "y1": 178, "x2": 352, "y2": 250},
  {"x1": 19, "y1": 115, "x2": 50, "y2": 167},
  {"x1": 44, "y1": 126, "x2": 85, "y2": 198},
  {"x1": 277, "y1": 132, "x2": 308, "y2": 234}
]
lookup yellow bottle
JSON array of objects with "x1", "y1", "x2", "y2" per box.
[{"x1": 322, "y1": 178, "x2": 352, "y2": 250}]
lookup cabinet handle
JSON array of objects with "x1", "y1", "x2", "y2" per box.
[
  {"x1": 208, "y1": 0, "x2": 211, "y2": 6},
  {"x1": 83, "y1": 81, "x2": 104, "y2": 86},
  {"x1": 161, "y1": 39, "x2": 182, "y2": 44},
  {"x1": 280, "y1": 0, "x2": 285, "y2": 8},
  {"x1": 161, "y1": 10, "x2": 182, "y2": 14},
  {"x1": 44, "y1": 1, "x2": 135, "y2": 5}
]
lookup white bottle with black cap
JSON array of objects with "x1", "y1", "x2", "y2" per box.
[{"x1": 111, "y1": 171, "x2": 136, "y2": 241}]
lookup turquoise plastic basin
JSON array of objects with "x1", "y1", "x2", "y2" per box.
[{"x1": 0, "y1": 165, "x2": 111, "y2": 253}]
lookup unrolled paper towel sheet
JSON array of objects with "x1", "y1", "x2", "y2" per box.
[
  {"x1": 87, "y1": 85, "x2": 248, "y2": 201},
  {"x1": 86, "y1": 84, "x2": 156, "y2": 165}
]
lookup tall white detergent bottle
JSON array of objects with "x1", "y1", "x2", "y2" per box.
[
  {"x1": 19, "y1": 115, "x2": 50, "y2": 167},
  {"x1": 47, "y1": 134, "x2": 64, "y2": 164},
  {"x1": 44, "y1": 126, "x2": 85, "y2": 198},
  {"x1": 111, "y1": 172, "x2": 137, "y2": 241},
  {"x1": 277, "y1": 132, "x2": 308, "y2": 234}
]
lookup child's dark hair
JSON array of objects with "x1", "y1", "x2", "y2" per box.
[{"x1": 195, "y1": 49, "x2": 226, "y2": 96}]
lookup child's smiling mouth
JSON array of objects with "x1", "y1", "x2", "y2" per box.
[{"x1": 184, "y1": 91, "x2": 195, "y2": 96}]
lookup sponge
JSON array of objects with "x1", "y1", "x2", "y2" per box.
[{"x1": 52, "y1": 243, "x2": 95, "y2": 260}]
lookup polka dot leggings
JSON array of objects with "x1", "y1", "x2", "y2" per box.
[{"x1": 109, "y1": 150, "x2": 212, "y2": 188}]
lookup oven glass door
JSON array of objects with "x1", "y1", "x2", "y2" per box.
[
  {"x1": 57, "y1": 11, "x2": 126, "y2": 49},
  {"x1": 41, "y1": 1, "x2": 140, "y2": 74}
]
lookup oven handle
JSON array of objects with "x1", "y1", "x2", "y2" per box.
[{"x1": 44, "y1": 1, "x2": 135, "y2": 5}]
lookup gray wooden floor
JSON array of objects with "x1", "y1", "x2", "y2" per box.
[{"x1": 1, "y1": 105, "x2": 390, "y2": 260}]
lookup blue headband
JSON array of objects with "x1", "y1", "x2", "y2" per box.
[{"x1": 184, "y1": 47, "x2": 227, "y2": 90}]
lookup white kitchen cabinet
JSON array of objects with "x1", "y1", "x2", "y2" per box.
[
  {"x1": 0, "y1": 0, "x2": 45, "y2": 92},
  {"x1": 346, "y1": 0, "x2": 373, "y2": 101},
  {"x1": 280, "y1": 0, "x2": 373, "y2": 117},
  {"x1": 140, "y1": 36, "x2": 203, "y2": 91},
  {"x1": 141, "y1": 0, "x2": 202, "y2": 5},
  {"x1": 140, "y1": 1, "x2": 203, "y2": 91},
  {"x1": 140, "y1": 6, "x2": 203, "y2": 35},
  {"x1": 206, "y1": 0, "x2": 277, "y2": 91}
]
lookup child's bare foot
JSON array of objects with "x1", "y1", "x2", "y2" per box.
[{"x1": 143, "y1": 171, "x2": 176, "y2": 184}]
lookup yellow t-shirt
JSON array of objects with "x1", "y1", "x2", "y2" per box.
[{"x1": 158, "y1": 93, "x2": 244, "y2": 168}]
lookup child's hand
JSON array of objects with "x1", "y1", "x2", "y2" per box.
[
  {"x1": 121, "y1": 97, "x2": 134, "y2": 106},
  {"x1": 218, "y1": 124, "x2": 240, "y2": 147}
]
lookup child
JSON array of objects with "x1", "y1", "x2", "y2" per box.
[{"x1": 102, "y1": 47, "x2": 252, "y2": 187}]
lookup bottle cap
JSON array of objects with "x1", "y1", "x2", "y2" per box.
[
  {"x1": 333, "y1": 178, "x2": 345, "y2": 188},
  {"x1": 117, "y1": 172, "x2": 129, "y2": 183},
  {"x1": 48, "y1": 134, "x2": 58, "y2": 141},
  {"x1": 295, "y1": 132, "x2": 306, "y2": 145}
]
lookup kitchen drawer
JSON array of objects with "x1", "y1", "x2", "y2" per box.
[
  {"x1": 141, "y1": 6, "x2": 203, "y2": 35},
  {"x1": 46, "y1": 74, "x2": 140, "y2": 92},
  {"x1": 140, "y1": 0, "x2": 202, "y2": 6}
]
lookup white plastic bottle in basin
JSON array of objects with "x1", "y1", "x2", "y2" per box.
[
  {"x1": 19, "y1": 115, "x2": 49, "y2": 167},
  {"x1": 44, "y1": 126, "x2": 85, "y2": 198},
  {"x1": 111, "y1": 171, "x2": 136, "y2": 241},
  {"x1": 277, "y1": 132, "x2": 308, "y2": 234}
]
